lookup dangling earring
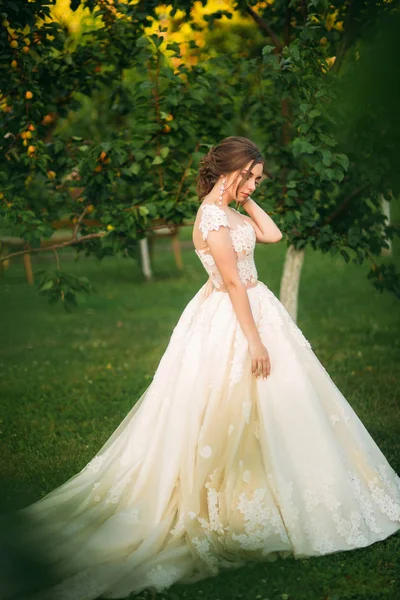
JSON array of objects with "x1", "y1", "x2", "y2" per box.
[{"x1": 218, "y1": 176, "x2": 226, "y2": 206}]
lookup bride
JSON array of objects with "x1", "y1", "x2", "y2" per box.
[{"x1": 7, "y1": 137, "x2": 400, "y2": 600}]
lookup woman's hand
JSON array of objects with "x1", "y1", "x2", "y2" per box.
[{"x1": 249, "y1": 340, "x2": 271, "y2": 379}]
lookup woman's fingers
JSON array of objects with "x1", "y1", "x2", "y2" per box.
[
  {"x1": 262, "y1": 357, "x2": 268, "y2": 378},
  {"x1": 252, "y1": 358, "x2": 271, "y2": 379}
]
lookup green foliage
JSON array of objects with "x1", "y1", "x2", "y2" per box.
[
  {"x1": 0, "y1": 0, "x2": 399, "y2": 305},
  {"x1": 235, "y1": 0, "x2": 400, "y2": 298},
  {"x1": 0, "y1": 0, "x2": 234, "y2": 305},
  {"x1": 37, "y1": 269, "x2": 95, "y2": 311}
]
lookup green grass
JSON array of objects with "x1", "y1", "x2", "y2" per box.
[{"x1": 0, "y1": 233, "x2": 399, "y2": 600}]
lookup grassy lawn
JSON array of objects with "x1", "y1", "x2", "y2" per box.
[{"x1": 0, "y1": 230, "x2": 399, "y2": 600}]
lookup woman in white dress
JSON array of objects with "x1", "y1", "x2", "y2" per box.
[{"x1": 7, "y1": 136, "x2": 400, "y2": 600}]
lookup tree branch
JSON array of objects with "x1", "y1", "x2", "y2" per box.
[
  {"x1": 175, "y1": 143, "x2": 200, "y2": 203},
  {"x1": 324, "y1": 184, "x2": 369, "y2": 224},
  {"x1": 332, "y1": 0, "x2": 357, "y2": 75},
  {"x1": 0, "y1": 232, "x2": 106, "y2": 262},
  {"x1": 300, "y1": 0, "x2": 308, "y2": 23},
  {"x1": 245, "y1": 3, "x2": 283, "y2": 53},
  {"x1": 53, "y1": 248, "x2": 60, "y2": 271},
  {"x1": 73, "y1": 204, "x2": 88, "y2": 239}
]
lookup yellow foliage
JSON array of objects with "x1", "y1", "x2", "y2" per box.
[
  {"x1": 49, "y1": 0, "x2": 92, "y2": 34},
  {"x1": 326, "y1": 9, "x2": 344, "y2": 32},
  {"x1": 144, "y1": 0, "x2": 260, "y2": 65},
  {"x1": 321, "y1": 55, "x2": 336, "y2": 73}
]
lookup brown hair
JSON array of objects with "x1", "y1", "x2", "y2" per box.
[{"x1": 196, "y1": 136, "x2": 264, "y2": 200}]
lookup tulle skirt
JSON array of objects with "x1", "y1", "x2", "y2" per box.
[{"x1": 15, "y1": 281, "x2": 400, "y2": 599}]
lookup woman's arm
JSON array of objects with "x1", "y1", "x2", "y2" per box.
[
  {"x1": 241, "y1": 198, "x2": 283, "y2": 243},
  {"x1": 206, "y1": 226, "x2": 270, "y2": 379}
]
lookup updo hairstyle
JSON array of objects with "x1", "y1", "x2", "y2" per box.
[{"x1": 196, "y1": 136, "x2": 264, "y2": 200}]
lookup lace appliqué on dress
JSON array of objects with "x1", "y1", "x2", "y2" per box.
[
  {"x1": 145, "y1": 564, "x2": 183, "y2": 589},
  {"x1": 196, "y1": 205, "x2": 258, "y2": 291},
  {"x1": 232, "y1": 487, "x2": 289, "y2": 551},
  {"x1": 83, "y1": 455, "x2": 105, "y2": 474},
  {"x1": 198, "y1": 204, "x2": 230, "y2": 241},
  {"x1": 230, "y1": 222, "x2": 255, "y2": 255}
]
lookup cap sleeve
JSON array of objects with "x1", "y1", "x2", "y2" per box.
[{"x1": 198, "y1": 204, "x2": 230, "y2": 242}]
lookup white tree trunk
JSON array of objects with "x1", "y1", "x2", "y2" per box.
[
  {"x1": 279, "y1": 244, "x2": 306, "y2": 323},
  {"x1": 139, "y1": 237, "x2": 153, "y2": 281},
  {"x1": 380, "y1": 195, "x2": 392, "y2": 256}
]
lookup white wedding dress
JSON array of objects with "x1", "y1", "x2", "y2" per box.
[{"x1": 13, "y1": 204, "x2": 400, "y2": 599}]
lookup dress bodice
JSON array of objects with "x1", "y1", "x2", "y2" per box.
[{"x1": 195, "y1": 204, "x2": 258, "y2": 291}]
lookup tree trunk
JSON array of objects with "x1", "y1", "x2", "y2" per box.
[
  {"x1": 279, "y1": 244, "x2": 306, "y2": 323},
  {"x1": 380, "y1": 195, "x2": 392, "y2": 256},
  {"x1": 139, "y1": 237, "x2": 153, "y2": 281},
  {"x1": 23, "y1": 251, "x2": 34, "y2": 285}
]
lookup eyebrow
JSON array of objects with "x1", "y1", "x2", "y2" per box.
[{"x1": 242, "y1": 169, "x2": 262, "y2": 180}]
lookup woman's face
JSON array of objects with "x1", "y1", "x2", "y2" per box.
[{"x1": 226, "y1": 161, "x2": 263, "y2": 202}]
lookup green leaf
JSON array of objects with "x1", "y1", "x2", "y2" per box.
[
  {"x1": 340, "y1": 249, "x2": 350, "y2": 263},
  {"x1": 139, "y1": 206, "x2": 149, "y2": 217},
  {"x1": 300, "y1": 103, "x2": 312, "y2": 114},
  {"x1": 166, "y1": 42, "x2": 180, "y2": 54},
  {"x1": 152, "y1": 155, "x2": 163, "y2": 165},
  {"x1": 160, "y1": 147, "x2": 170, "y2": 159},
  {"x1": 321, "y1": 150, "x2": 332, "y2": 166},
  {"x1": 101, "y1": 142, "x2": 112, "y2": 153},
  {"x1": 336, "y1": 153, "x2": 349, "y2": 170},
  {"x1": 128, "y1": 163, "x2": 140, "y2": 175},
  {"x1": 262, "y1": 45, "x2": 275, "y2": 55},
  {"x1": 136, "y1": 36, "x2": 149, "y2": 48},
  {"x1": 38, "y1": 279, "x2": 54, "y2": 291},
  {"x1": 320, "y1": 134, "x2": 337, "y2": 147}
]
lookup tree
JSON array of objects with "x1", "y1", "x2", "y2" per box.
[
  {"x1": 1, "y1": 0, "x2": 399, "y2": 315},
  {"x1": 146, "y1": 0, "x2": 400, "y2": 318},
  {"x1": 226, "y1": 0, "x2": 400, "y2": 316},
  {"x1": 0, "y1": 0, "x2": 235, "y2": 309}
]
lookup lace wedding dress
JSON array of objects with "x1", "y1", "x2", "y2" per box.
[{"x1": 13, "y1": 204, "x2": 400, "y2": 600}]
